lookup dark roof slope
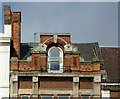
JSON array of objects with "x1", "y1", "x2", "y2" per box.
[
  {"x1": 101, "y1": 47, "x2": 119, "y2": 82},
  {"x1": 20, "y1": 43, "x2": 30, "y2": 60},
  {"x1": 20, "y1": 42, "x2": 102, "y2": 61},
  {"x1": 72, "y1": 42, "x2": 102, "y2": 62}
]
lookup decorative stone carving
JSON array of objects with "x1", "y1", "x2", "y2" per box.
[
  {"x1": 80, "y1": 56, "x2": 84, "y2": 62},
  {"x1": 64, "y1": 44, "x2": 78, "y2": 52},
  {"x1": 94, "y1": 75, "x2": 101, "y2": 82},
  {"x1": 73, "y1": 77, "x2": 79, "y2": 83},
  {"x1": 12, "y1": 75, "x2": 18, "y2": 82},
  {"x1": 33, "y1": 76, "x2": 38, "y2": 82},
  {"x1": 64, "y1": 44, "x2": 72, "y2": 51},
  {"x1": 54, "y1": 34, "x2": 57, "y2": 43},
  {"x1": 72, "y1": 45, "x2": 78, "y2": 52},
  {"x1": 32, "y1": 43, "x2": 47, "y2": 52}
]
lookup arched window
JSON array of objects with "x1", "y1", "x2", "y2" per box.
[{"x1": 48, "y1": 46, "x2": 63, "y2": 73}]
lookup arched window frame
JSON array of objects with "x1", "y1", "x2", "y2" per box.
[{"x1": 48, "y1": 46, "x2": 63, "y2": 73}]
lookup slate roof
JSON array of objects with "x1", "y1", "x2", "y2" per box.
[
  {"x1": 20, "y1": 42, "x2": 39, "y2": 60},
  {"x1": 72, "y1": 42, "x2": 103, "y2": 62},
  {"x1": 20, "y1": 43, "x2": 30, "y2": 60},
  {"x1": 100, "y1": 47, "x2": 119, "y2": 82},
  {"x1": 20, "y1": 42, "x2": 102, "y2": 61}
]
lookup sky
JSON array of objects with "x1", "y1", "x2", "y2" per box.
[{"x1": 0, "y1": 2, "x2": 118, "y2": 46}]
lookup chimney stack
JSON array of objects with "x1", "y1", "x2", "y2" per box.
[{"x1": 4, "y1": 5, "x2": 21, "y2": 59}]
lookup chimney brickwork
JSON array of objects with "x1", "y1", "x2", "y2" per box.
[{"x1": 4, "y1": 5, "x2": 21, "y2": 59}]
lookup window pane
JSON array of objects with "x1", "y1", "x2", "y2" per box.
[
  {"x1": 41, "y1": 96, "x2": 52, "y2": 99},
  {"x1": 49, "y1": 47, "x2": 60, "y2": 57},
  {"x1": 81, "y1": 96, "x2": 90, "y2": 99},
  {"x1": 50, "y1": 62, "x2": 59, "y2": 70},
  {"x1": 58, "y1": 96, "x2": 69, "y2": 99},
  {"x1": 21, "y1": 95, "x2": 29, "y2": 99}
]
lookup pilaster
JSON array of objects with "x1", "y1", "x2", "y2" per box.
[
  {"x1": 32, "y1": 76, "x2": 38, "y2": 97},
  {"x1": 93, "y1": 75, "x2": 101, "y2": 97},
  {"x1": 12, "y1": 75, "x2": 18, "y2": 97},
  {"x1": 73, "y1": 76, "x2": 79, "y2": 97}
]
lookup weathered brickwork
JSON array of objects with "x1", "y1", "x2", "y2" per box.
[
  {"x1": 10, "y1": 56, "x2": 100, "y2": 72},
  {"x1": 18, "y1": 76, "x2": 32, "y2": 89},
  {"x1": 110, "y1": 92, "x2": 120, "y2": 99},
  {"x1": 79, "y1": 77, "x2": 93, "y2": 89},
  {"x1": 11, "y1": 12, "x2": 21, "y2": 59},
  {"x1": 39, "y1": 77, "x2": 73, "y2": 89},
  {"x1": 4, "y1": 5, "x2": 21, "y2": 59},
  {"x1": 40, "y1": 35, "x2": 53, "y2": 43},
  {"x1": 6, "y1": 5, "x2": 119, "y2": 99},
  {"x1": 10, "y1": 31, "x2": 101, "y2": 73},
  {"x1": 10, "y1": 61, "x2": 19, "y2": 71},
  {"x1": 4, "y1": 5, "x2": 11, "y2": 24},
  {"x1": 71, "y1": 55, "x2": 80, "y2": 72},
  {"x1": 58, "y1": 35, "x2": 71, "y2": 44},
  {"x1": 19, "y1": 61, "x2": 32, "y2": 71}
]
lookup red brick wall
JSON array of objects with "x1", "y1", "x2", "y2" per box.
[
  {"x1": 71, "y1": 55, "x2": 80, "y2": 72},
  {"x1": 80, "y1": 63, "x2": 93, "y2": 71},
  {"x1": 64, "y1": 54, "x2": 71, "y2": 71},
  {"x1": 79, "y1": 77, "x2": 93, "y2": 89},
  {"x1": 11, "y1": 12, "x2": 21, "y2": 59},
  {"x1": 39, "y1": 54, "x2": 47, "y2": 71},
  {"x1": 110, "y1": 92, "x2": 120, "y2": 99},
  {"x1": 10, "y1": 61, "x2": 18, "y2": 71},
  {"x1": 40, "y1": 35, "x2": 53, "y2": 43},
  {"x1": 79, "y1": 62, "x2": 100, "y2": 72},
  {"x1": 32, "y1": 54, "x2": 47, "y2": 71},
  {"x1": 40, "y1": 35, "x2": 70, "y2": 44},
  {"x1": 18, "y1": 76, "x2": 32, "y2": 89},
  {"x1": 4, "y1": 6, "x2": 21, "y2": 59},
  {"x1": 58, "y1": 36, "x2": 70, "y2": 44},
  {"x1": 4, "y1": 5, "x2": 11, "y2": 24},
  {"x1": 39, "y1": 77, "x2": 73, "y2": 89},
  {"x1": 19, "y1": 61, "x2": 32, "y2": 71},
  {"x1": 32, "y1": 54, "x2": 40, "y2": 70},
  {"x1": 93, "y1": 62, "x2": 100, "y2": 71}
]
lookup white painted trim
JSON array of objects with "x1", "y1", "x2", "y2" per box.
[
  {"x1": 101, "y1": 90, "x2": 110, "y2": 99},
  {"x1": 48, "y1": 46, "x2": 63, "y2": 73},
  {"x1": 101, "y1": 83, "x2": 119, "y2": 86}
]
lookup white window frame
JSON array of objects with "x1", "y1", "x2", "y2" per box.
[
  {"x1": 41, "y1": 96, "x2": 54, "y2": 99},
  {"x1": 57, "y1": 95, "x2": 70, "y2": 99},
  {"x1": 21, "y1": 95, "x2": 30, "y2": 99},
  {"x1": 81, "y1": 96, "x2": 90, "y2": 99},
  {"x1": 48, "y1": 46, "x2": 63, "y2": 73},
  {"x1": 101, "y1": 90, "x2": 110, "y2": 99}
]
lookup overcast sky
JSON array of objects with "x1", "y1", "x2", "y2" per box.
[{"x1": 0, "y1": 2, "x2": 118, "y2": 46}]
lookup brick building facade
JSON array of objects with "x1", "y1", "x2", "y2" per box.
[{"x1": 3, "y1": 5, "x2": 119, "y2": 99}]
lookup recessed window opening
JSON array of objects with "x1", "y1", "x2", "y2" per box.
[
  {"x1": 21, "y1": 95, "x2": 30, "y2": 99},
  {"x1": 81, "y1": 96, "x2": 90, "y2": 99},
  {"x1": 41, "y1": 96, "x2": 53, "y2": 99},
  {"x1": 48, "y1": 46, "x2": 63, "y2": 73}
]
